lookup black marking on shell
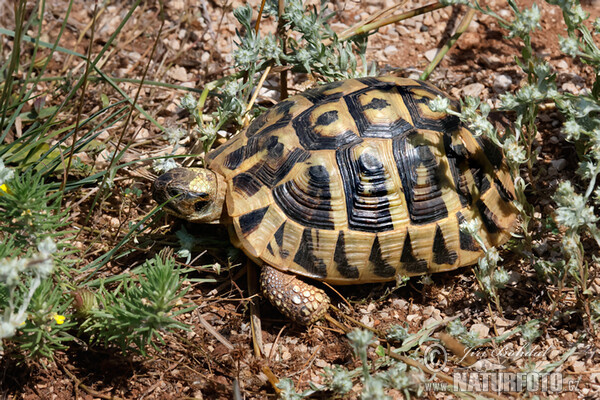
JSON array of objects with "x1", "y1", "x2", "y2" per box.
[
  {"x1": 207, "y1": 135, "x2": 237, "y2": 163},
  {"x1": 443, "y1": 134, "x2": 471, "y2": 207},
  {"x1": 225, "y1": 116, "x2": 293, "y2": 170},
  {"x1": 316, "y1": 110, "x2": 339, "y2": 126},
  {"x1": 293, "y1": 228, "x2": 328, "y2": 277},
  {"x1": 476, "y1": 199, "x2": 501, "y2": 234},
  {"x1": 456, "y1": 211, "x2": 481, "y2": 251},
  {"x1": 393, "y1": 136, "x2": 449, "y2": 225},
  {"x1": 245, "y1": 111, "x2": 270, "y2": 138},
  {"x1": 224, "y1": 146, "x2": 246, "y2": 170},
  {"x1": 292, "y1": 106, "x2": 362, "y2": 150},
  {"x1": 249, "y1": 148, "x2": 311, "y2": 189},
  {"x1": 300, "y1": 82, "x2": 345, "y2": 104},
  {"x1": 272, "y1": 99, "x2": 296, "y2": 115},
  {"x1": 400, "y1": 232, "x2": 428, "y2": 273},
  {"x1": 469, "y1": 159, "x2": 491, "y2": 196},
  {"x1": 239, "y1": 206, "x2": 269, "y2": 235},
  {"x1": 369, "y1": 236, "x2": 396, "y2": 278},
  {"x1": 432, "y1": 225, "x2": 458, "y2": 265},
  {"x1": 356, "y1": 77, "x2": 387, "y2": 87},
  {"x1": 494, "y1": 178, "x2": 514, "y2": 202},
  {"x1": 232, "y1": 173, "x2": 262, "y2": 197},
  {"x1": 476, "y1": 136, "x2": 504, "y2": 169},
  {"x1": 273, "y1": 164, "x2": 335, "y2": 230},
  {"x1": 344, "y1": 84, "x2": 415, "y2": 139},
  {"x1": 336, "y1": 145, "x2": 395, "y2": 233},
  {"x1": 265, "y1": 136, "x2": 284, "y2": 158},
  {"x1": 274, "y1": 222, "x2": 285, "y2": 247},
  {"x1": 266, "y1": 242, "x2": 275, "y2": 256},
  {"x1": 364, "y1": 97, "x2": 391, "y2": 110},
  {"x1": 397, "y1": 86, "x2": 461, "y2": 133},
  {"x1": 252, "y1": 112, "x2": 293, "y2": 139},
  {"x1": 334, "y1": 231, "x2": 359, "y2": 279}
]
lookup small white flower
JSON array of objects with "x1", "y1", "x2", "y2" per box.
[
  {"x1": 152, "y1": 158, "x2": 178, "y2": 174},
  {"x1": 0, "y1": 158, "x2": 14, "y2": 186},
  {"x1": 428, "y1": 96, "x2": 450, "y2": 113},
  {"x1": 559, "y1": 35, "x2": 580, "y2": 57},
  {"x1": 38, "y1": 237, "x2": 57, "y2": 257}
]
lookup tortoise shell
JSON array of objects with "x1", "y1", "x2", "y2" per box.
[{"x1": 207, "y1": 77, "x2": 517, "y2": 284}]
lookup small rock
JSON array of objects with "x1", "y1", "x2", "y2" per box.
[
  {"x1": 424, "y1": 48, "x2": 438, "y2": 62},
  {"x1": 549, "y1": 136, "x2": 559, "y2": 144},
  {"x1": 493, "y1": 74, "x2": 512, "y2": 92},
  {"x1": 479, "y1": 54, "x2": 502, "y2": 69},
  {"x1": 414, "y1": 35, "x2": 426, "y2": 45},
  {"x1": 467, "y1": 20, "x2": 480, "y2": 33},
  {"x1": 461, "y1": 83, "x2": 485, "y2": 98},
  {"x1": 548, "y1": 349, "x2": 562, "y2": 360},
  {"x1": 550, "y1": 158, "x2": 568, "y2": 171},
  {"x1": 562, "y1": 82, "x2": 580, "y2": 94},
  {"x1": 423, "y1": 13, "x2": 434, "y2": 27},
  {"x1": 392, "y1": 299, "x2": 408, "y2": 309},
  {"x1": 423, "y1": 317, "x2": 438, "y2": 328},
  {"x1": 557, "y1": 60, "x2": 569, "y2": 70},
  {"x1": 315, "y1": 359, "x2": 329, "y2": 368},
  {"x1": 571, "y1": 361, "x2": 586, "y2": 373},
  {"x1": 547, "y1": 166, "x2": 558, "y2": 177},
  {"x1": 383, "y1": 45, "x2": 398, "y2": 57},
  {"x1": 470, "y1": 323, "x2": 490, "y2": 338},
  {"x1": 168, "y1": 66, "x2": 189, "y2": 82},
  {"x1": 422, "y1": 306, "x2": 436, "y2": 317},
  {"x1": 360, "y1": 314, "x2": 374, "y2": 327},
  {"x1": 406, "y1": 314, "x2": 421, "y2": 322},
  {"x1": 137, "y1": 128, "x2": 151, "y2": 139},
  {"x1": 498, "y1": 9, "x2": 512, "y2": 19},
  {"x1": 457, "y1": 32, "x2": 479, "y2": 49}
]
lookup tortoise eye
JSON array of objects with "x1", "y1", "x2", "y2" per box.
[{"x1": 194, "y1": 200, "x2": 210, "y2": 212}]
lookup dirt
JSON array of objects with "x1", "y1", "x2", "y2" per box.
[{"x1": 2, "y1": 0, "x2": 600, "y2": 399}]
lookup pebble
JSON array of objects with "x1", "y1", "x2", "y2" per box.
[
  {"x1": 458, "y1": 32, "x2": 479, "y2": 49},
  {"x1": 470, "y1": 323, "x2": 490, "y2": 338},
  {"x1": 562, "y1": 82, "x2": 580, "y2": 94},
  {"x1": 493, "y1": 74, "x2": 512, "y2": 92},
  {"x1": 422, "y1": 317, "x2": 438, "y2": 328},
  {"x1": 549, "y1": 136, "x2": 559, "y2": 144},
  {"x1": 461, "y1": 83, "x2": 485, "y2": 98},
  {"x1": 557, "y1": 60, "x2": 569, "y2": 70},
  {"x1": 383, "y1": 45, "x2": 398, "y2": 57},
  {"x1": 423, "y1": 13, "x2": 434, "y2": 27},
  {"x1": 480, "y1": 54, "x2": 503, "y2": 69},
  {"x1": 424, "y1": 48, "x2": 438, "y2": 62},
  {"x1": 571, "y1": 361, "x2": 586, "y2": 373},
  {"x1": 168, "y1": 66, "x2": 189, "y2": 82},
  {"x1": 550, "y1": 158, "x2": 568, "y2": 171},
  {"x1": 467, "y1": 20, "x2": 480, "y2": 33}
]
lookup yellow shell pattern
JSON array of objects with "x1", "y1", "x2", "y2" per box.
[{"x1": 207, "y1": 77, "x2": 517, "y2": 284}]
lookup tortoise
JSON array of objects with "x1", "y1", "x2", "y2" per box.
[{"x1": 152, "y1": 77, "x2": 518, "y2": 325}]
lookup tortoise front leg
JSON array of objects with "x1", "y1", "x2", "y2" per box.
[{"x1": 260, "y1": 264, "x2": 330, "y2": 325}]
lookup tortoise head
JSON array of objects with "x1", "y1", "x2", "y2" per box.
[{"x1": 152, "y1": 167, "x2": 226, "y2": 223}]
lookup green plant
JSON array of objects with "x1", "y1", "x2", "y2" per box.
[
  {"x1": 77, "y1": 254, "x2": 194, "y2": 355},
  {"x1": 0, "y1": 163, "x2": 75, "y2": 358}
]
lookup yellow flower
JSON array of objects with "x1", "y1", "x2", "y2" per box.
[
  {"x1": 0, "y1": 183, "x2": 8, "y2": 195},
  {"x1": 53, "y1": 314, "x2": 66, "y2": 325}
]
